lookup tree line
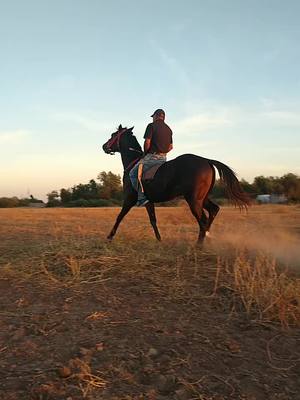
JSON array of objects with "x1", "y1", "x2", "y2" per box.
[
  {"x1": 46, "y1": 171, "x2": 123, "y2": 207},
  {"x1": 211, "y1": 173, "x2": 300, "y2": 202},
  {"x1": 0, "y1": 171, "x2": 299, "y2": 208}
]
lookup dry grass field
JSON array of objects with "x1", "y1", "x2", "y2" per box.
[{"x1": 0, "y1": 205, "x2": 300, "y2": 400}]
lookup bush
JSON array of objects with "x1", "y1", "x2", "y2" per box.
[{"x1": 0, "y1": 197, "x2": 20, "y2": 208}]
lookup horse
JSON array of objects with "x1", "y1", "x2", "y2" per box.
[{"x1": 102, "y1": 124, "x2": 250, "y2": 244}]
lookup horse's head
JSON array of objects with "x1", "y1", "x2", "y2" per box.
[{"x1": 102, "y1": 124, "x2": 142, "y2": 155}]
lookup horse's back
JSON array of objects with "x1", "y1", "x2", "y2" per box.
[
  {"x1": 144, "y1": 153, "x2": 214, "y2": 202},
  {"x1": 173, "y1": 153, "x2": 210, "y2": 166},
  {"x1": 154, "y1": 153, "x2": 212, "y2": 181}
]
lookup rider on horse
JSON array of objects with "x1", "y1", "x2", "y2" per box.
[{"x1": 129, "y1": 108, "x2": 173, "y2": 206}]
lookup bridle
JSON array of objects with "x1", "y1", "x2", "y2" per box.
[
  {"x1": 105, "y1": 128, "x2": 128, "y2": 154},
  {"x1": 104, "y1": 127, "x2": 143, "y2": 172}
]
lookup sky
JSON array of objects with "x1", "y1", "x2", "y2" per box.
[{"x1": 1, "y1": 0, "x2": 300, "y2": 200}]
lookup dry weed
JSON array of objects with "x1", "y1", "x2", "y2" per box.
[
  {"x1": 221, "y1": 253, "x2": 300, "y2": 327},
  {"x1": 66, "y1": 358, "x2": 106, "y2": 398}
]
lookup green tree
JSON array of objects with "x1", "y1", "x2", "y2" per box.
[
  {"x1": 89, "y1": 179, "x2": 99, "y2": 198},
  {"x1": 280, "y1": 173, "x2": 300, "y2": 201},
  {"x1": 253, "y1": 176, "x2": 274, "y2": 194},
  {"x1": 47, "y1": 190, "x2": 61, "y2": 207},
  {"x1": 71, "y1": 183, "x2": 91, "y2": 200},
  {"x1": 60, "y1": 188, "x2": 72, "y2": 203},
  {"x1": 97, "y1": 171, "x2": 122, "y2": 199},
  {"x1": 240, "y1": 179, "x2": 256, "y2": 194}
]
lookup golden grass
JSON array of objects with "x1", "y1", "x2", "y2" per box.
[
  {"x1": 0, "y1": 205, "x2": 300, "y2": 328},
  {"x1": 217, "y1": 253, "x2": 300, "y2": 327}
]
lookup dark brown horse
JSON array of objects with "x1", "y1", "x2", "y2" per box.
[{"x1": 102, "y1": 125, "x2": 250, "y2": 243}]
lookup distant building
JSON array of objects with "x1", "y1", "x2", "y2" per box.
[{"x1": 256, "y1": 194, "x2": 287, "y2": 204}]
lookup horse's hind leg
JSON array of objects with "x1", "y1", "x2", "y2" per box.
[
  {"x1": 107, "y1": 194, "x2": 136, "y2": 240},
  {"x1": 185, "y1": 195, "x2": 206, "y2": 244},
  {"x1": 202, "y1": 198, "x2": 220, "y2": 233},
  {"x1": 145, "y1": 202, "x2": 161, "y2": 241}
]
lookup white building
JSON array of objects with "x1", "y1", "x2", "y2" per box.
[{"x1": 256, "y1": 194, "x2": 287, "y2": 204}]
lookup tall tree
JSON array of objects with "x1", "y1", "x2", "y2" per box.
[
  {"x1": 280, "y1": 173, "x2": 300, "y2": 201},
  {"x1": 97, "y1": 171, "x2": 122, "y2": 199},
  {"x1": 60, "y1": 188, "x2": 72, "y2": 203}
]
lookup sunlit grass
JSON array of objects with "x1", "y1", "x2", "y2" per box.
[{"x1": 0, "y1": 205, "x2": 300, "y2": 328}]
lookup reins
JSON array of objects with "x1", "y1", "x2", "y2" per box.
[
  {"x1": 106, "y1": 127, "x2": 143, "y2": 173},
  {"x1": 124, "y1": 157, "x2": 141, "y2": 173},
  {"x1": 106, "y1": 128, "x2": 127, "y2": 153}
]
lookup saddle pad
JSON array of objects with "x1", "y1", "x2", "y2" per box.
[{"x1": 143, "y1": 164, "x2": 161, "y2": 180}]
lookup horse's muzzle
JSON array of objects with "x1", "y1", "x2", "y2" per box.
[{"x1": 102, "y1": 143, "x2": 114, "y2": 155}]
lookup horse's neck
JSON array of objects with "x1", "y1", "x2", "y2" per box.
[{"x1": 120, "y1": 148, "x2": 141, "y2": 170}]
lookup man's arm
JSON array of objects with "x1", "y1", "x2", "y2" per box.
[
  {"x1": 143, "y1": 123, "x2": 153, "y2": 154},
  {"x1": 144, "y1": 138, "x2": 151, "y2": 154}
]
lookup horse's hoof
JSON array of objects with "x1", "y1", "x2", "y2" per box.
[{"x1": 107, "y1": 235, "x2": 113, "y2": 241}]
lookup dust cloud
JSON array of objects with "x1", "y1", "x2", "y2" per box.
[{"x1": 209, "y1": 206, "x2": 300, "y2": 268}]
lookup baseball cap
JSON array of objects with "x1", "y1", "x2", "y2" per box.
[{"x1": 151, "y1": 109, "x2": 165, "y2": 117}]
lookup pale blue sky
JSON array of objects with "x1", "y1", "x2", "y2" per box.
[{"x1": 1, "y1": 0, "x2": 300, "y2": 200}]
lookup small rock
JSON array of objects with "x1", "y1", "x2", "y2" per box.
[
  {"x1": 58, "y1": 366, "x2": 72, "y2": 378},
  {"x1": 225, "y1": 339, "x2": 241, "y2": 353},
  {"x1": 147, "y1": 347, "x2": 159, "y2": 358},
  {"x1": 95, "y1": 342, "x2": 104, "y2": 351}
]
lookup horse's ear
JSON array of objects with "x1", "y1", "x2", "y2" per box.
[
  {"x1": 127, "y1": 126, "x2": 134, "y2": 133},
  {"x1": 118, "y1": 124, "x2": 123, "y2": 130}
]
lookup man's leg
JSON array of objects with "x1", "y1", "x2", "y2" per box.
[
  {"x1": 129, "y1": 163, "x2": 139, "y2": 192},
  {"x1": 136, "y1": 155, "x2": 166, "y2": 206},
  {"x1": 129, "y1": 162, "x2": 149, "y2": 206},
  {"x1": 137, "y1": 188, "x2": 149, "y2": 206}
]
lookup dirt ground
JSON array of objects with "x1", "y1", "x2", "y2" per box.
[{"x1": 0, "y1": 206, "x2": 300, "y2": 400}]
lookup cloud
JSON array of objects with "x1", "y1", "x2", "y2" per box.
[
  {"x1": 173, "y1": 100, "x2": 300, "y2": 136},
  {"x1": 261, "y1": 110, "x2": 300, "y2": 126},
  {"x1": 0, "y1": 129, "x2": 30, "y2": 144},
  {"x1": 259, "y1": 97, "x2": 275, "y2": 109},
  {"x1": 174, "y1": 112, "x2": 233, "y2": 134}
]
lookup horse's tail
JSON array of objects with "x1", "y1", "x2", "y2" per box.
[{"x1": 209, "y1": 159, "x2": 251, "y2": 210}]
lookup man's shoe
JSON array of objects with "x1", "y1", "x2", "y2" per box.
[{"x1": 137, "y1": 199, "x2": 149, "y2": 207}]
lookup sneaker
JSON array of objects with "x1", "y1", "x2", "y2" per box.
[{"x1": 136, "y1": 199, "x2": 149, "y2": 207}]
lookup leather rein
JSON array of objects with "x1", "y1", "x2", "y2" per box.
[{"x1": 106, "y1": 128, "x2": 142, "y2": 172}]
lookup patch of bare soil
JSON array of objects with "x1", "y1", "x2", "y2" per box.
[{"x1": 1, "y1": 269, "x2": 299, "y2": 400}]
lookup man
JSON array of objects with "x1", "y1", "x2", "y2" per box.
[{"x1": 129, "y1": 108, "x2": 173, "y2": 206}]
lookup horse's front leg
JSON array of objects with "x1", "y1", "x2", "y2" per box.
[
  {"x1": 145, "y1": 202, "x2": 161, "y2": 241},
  {"x1": 107, "y1": 194, "x2": 136, "y2": 240}
]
